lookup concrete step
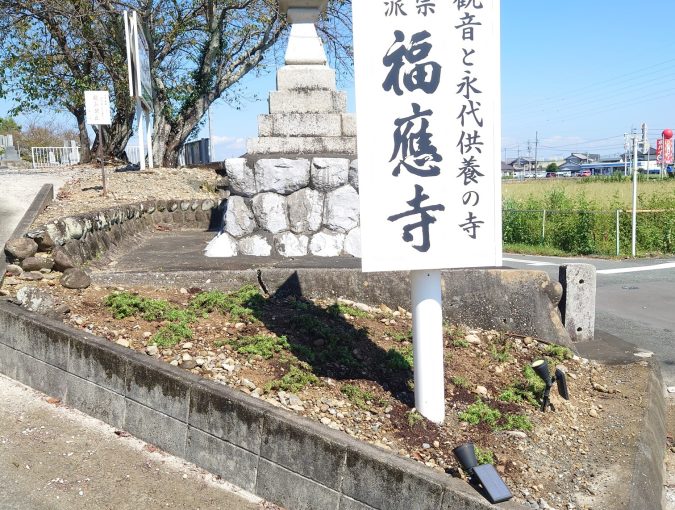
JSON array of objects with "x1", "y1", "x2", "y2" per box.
[
  {"x1": 247, "y1": 136, "x2": 357, "y2": 156},
  {"x1": 269, "y1": 89, "x2": 347, "y2": 114}
]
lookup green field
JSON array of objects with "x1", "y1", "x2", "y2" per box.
[
  {"x1": 503, "y1": 177, "x2": 675, "y2": 209},
  {"x1": 501, "y1": 176, "x2": 675, "y2": 256}
]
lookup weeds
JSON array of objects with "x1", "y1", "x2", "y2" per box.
[
  {"x1": 452, "y1": 338, "x2": 470, "y2": 348},
  {"x1": 458, "y1": 399, "x2": 501, "y2": 428},
  {"x1": 451, "y1": 376, "x2": 471, "y2": 389},
  {"x1": 151, "y1": 321, "x2": 192, "y2": 347},
  {"x1": 231, "y1": 334, "x2": 290, "y2": 359},
  {"x1": 327, "y1": 302, "x2": 369, "y2": 318},
  {"x1": 406, "y1": 409, "x2": 425, "y2": 428},
  {"x1": 341, "y1": 384, "x2": 375, "y2": 410},
  {"x1": 474, "y1": 445, "x2": 495, "y2": 465},
  {"x1": 385, "y1": 347, "x2": 413, "y2": 371},
  {"x1": 266, "y1": 366, "x2": 318, "y2": 393},
  {"x1": 489, "y1": 341, "x2": 511, "y2": 362},
  {"x1": 189, "y1": 286, "x2": 264, "y2": 321},
  {"x1": 500, "y1": 414, "x2": 532, "y2": 432},
  {"x1": 545, "y1": 344, "x2": 573, "y2": 363}
]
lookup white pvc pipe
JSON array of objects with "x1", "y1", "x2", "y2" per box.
[{"x1": 411, "y1": 269, "x2": 445, "y2": 424}]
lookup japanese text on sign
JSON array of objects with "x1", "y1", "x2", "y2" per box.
[{"x1": 353, "y1": 0, "x2": 501, "y2": 272}]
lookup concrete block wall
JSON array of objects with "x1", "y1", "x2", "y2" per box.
[{"x1": 0, "y1": 300, "x2": 526, "y2": 510}]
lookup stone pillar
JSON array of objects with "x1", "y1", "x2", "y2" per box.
[
  {"x1": 558, "y1": 264, "x2": 596, "y2": 343},
  {"x1": 246, "y1": 0, "x2": 356, "y2": 158}
]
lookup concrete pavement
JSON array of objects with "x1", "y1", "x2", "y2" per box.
[{"x1": 0, "y1": 374, "x2": 262, "y2": 510}]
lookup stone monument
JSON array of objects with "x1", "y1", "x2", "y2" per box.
[
  {"x1": 246, "y1": 0, "x2": 356, "y2": 158},
  {"x1": 206, "y1": 0, "x2": 360, "y2": 258}
]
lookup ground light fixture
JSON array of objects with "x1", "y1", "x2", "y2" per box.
[
  {"x1": 531, "y1": 359, "x2": 570, "y2": 412},
  {"x1": 452, "y1": 443, "x2": 513, "y2": 504}
]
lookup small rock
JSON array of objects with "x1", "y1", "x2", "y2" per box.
[
  {"x1": 475, "y1": 385, "x2": 488, "y2": 397},
  {"x1": 195, "y1": 357, "x2": 206, "y2": 367},
  {"x1": 146, "y1": 345, "x2": 159, "y2": 356},
  {"x1": 170, "y1": 360, "x2": 179, "y2": 367},
  {"x1": 21, "y1": 256, "x2": 54, "y2": 272},
  {"x1": 320, "y1": 417, "x2": 332, "y2": 426},
  {"x1": 234, "y1": 322, "x2": 246, "y2": 330},
  {"x1": 52, "y1": 249, "x2": 75, "y2": 272},
  {"x1": 588, "y1": 408, "x2": 599, "y2": 418},
  {"x1": 422, "y1": 443, "x2": 431, "y2": 449},
  {"x1": 465, "y1": 334, "x2": 481, "y2": 344},
  {"x1": 5, "y1": 264, "x2": 23, "y2": 276},
  {"x1": 523, "y1": 336, "x2": 535, "y2": 346},
  {"x1": 182, "y1": 353, "x2": 193, "y2": 361},
  {"x1": 182, "y1": 360, "x2": 197, "y2": 370},
  {"x1": 116, "y1": 339, "x2": 130, "y2": 348},
  {"x1": 667, "y1": 386, "x2": 675, "y2": 394},
  {"x1": 503, "y1": 430, "x2": 528, "y2": 439},
  {"x1": 15, "y1": 286, "x2": 55, "y2": 313},
  {"x1": 4, "y1": 237, "x2": 38, "y2": 261},
  {"x1": 19, "y1": 271, "x2": 44, "y2": 281},
  {"x1": 241, "y1": 378, "x2": 256, "y2": 390},
  {"x1": 182, "y1": 342, "x2": 194, "y2": 349},
  {"x1": 60, "y1": 268, "x2": 91, "y2": 289},
  {"x1": 179, "y1": 288, "x2": 188, "y2": 294},
  {"x1": 143, "y1": 331, "x2": 152, "y2": 338},
  {"x1": 633, "y1": 350, "x2": 653, "y2": 358}
]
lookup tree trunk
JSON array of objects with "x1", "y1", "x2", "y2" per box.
[{"x1": 73, "y1": 107, "x2": 92, "y2": 163}]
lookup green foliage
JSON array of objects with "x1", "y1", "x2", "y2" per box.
[
  {"x1": 502, "y1": 186, "x2": 675, "y2": 256},
  {"x1": 451, "y1": 376, "x2": 471, "y2": 389},
  {"x1": 327, "y1": 302, "x2": 369, "y2": 318},
  {"x1": 265, "y1": 366, "x2": 318, "y2": 393},
  {"x1": 406, "y1": 410, "x2": 425, "y2": 428},
  {"x1": 385, "y1": 347, "x2": 413, "y2": 371},
  {"x1": 105, "y1": 292, "x2": 195, "y2": 322},
  {"x1": 474, "y1": 445, "x2": 495, "y2": 465},
  {"x1": 0, "y1": 117, "x2": 20, "y2": 135},
  {"x1": 452, "y1": 338, "x2": 469, "y2": 348},
  {"x1": 189, "y1": 286, "x2": 264, "y2": 321},
  {"x1": 500, "y1": 414, "x2": 532, "y2": 432},
  {"x1": 498, "y1": 388, "x2": 524, "y2": 403},
  {"x1": 545, "y1": 162, "x2": 559, "y2": 173},
  {"x1": 489, "y1": 341, "x2": 511, "y2": 362},
  {"x1": 151, "y1": 321, "x2": 192, "y2": 347},
  {"x1": 390, "y1": 329, "x2": 413, "y2": 343},
  {"x1": 458, "y1": 399, "x2": 501, "y2": 427},
  {"x1": 231, "y1": 334, "x2": 289, "y2": 359},
  {"x1": 545, "y1": 344, "x2": 573, "y2": 363},
  {"x1": 523, "y1": 365, "x2": 547, "y2": 394},
  {"x1": 341, "y1": 384, "x2": 375, "y2": 410}
]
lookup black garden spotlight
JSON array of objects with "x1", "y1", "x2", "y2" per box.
[
  {"x1": 452, "y1": 443, "x2": 513, "y2": 504},
  {"x1": 531, "y1": 359, "x2": 570, "y2": 412}
]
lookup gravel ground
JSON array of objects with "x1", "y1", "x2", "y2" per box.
[{"x1": 29, "y1": 164, "x2": 220, "y2": 227}]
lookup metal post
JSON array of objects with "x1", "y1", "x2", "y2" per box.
[
  {"x1": 136, "y1": 99, "x2": 145, "y2": 170},
  {"x1": 145, "y1": 110, "x2": 153, "y2": 168},
  {"x1": 542, "y1": 209, "x2": 546, "y2": 242},
  {"x1": 631, "y1": 136, "x2": 638, "y2": 257},
  {"x1": 616, "y1": 209, "x2": 620, "y2": 256},
  {"x1": 411, "y1": 270, "x2": 445, "y2": 424},
  {"x1": 99, "y1": 125, "x2": 107, "y2": 197}
]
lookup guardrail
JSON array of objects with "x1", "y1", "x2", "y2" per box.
[
  {"x1": 503, "y1": 208, "x2": 675, "y2": 256},
  {"x1": 31, "y1": 146, "x2": 81, "y2": 168}
]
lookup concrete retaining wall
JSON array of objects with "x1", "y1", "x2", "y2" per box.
[{"x1": 0, "y1": 299, "x2": 526, "y2": 510}]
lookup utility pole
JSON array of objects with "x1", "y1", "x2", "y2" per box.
[
  {"x1": 534, "y1": 131, "x2": 539, "y2": 177},
  {"x1": 631, "y1": 133, "x2": 639, "y2": 257}
]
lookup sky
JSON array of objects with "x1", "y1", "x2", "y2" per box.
[{"x1": 2, "y1": 0, "x2": 675, "y2": 163}]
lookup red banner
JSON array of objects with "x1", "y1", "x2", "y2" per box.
[{"x1": 656, "y1": 138, "x2": 674, "y2": 164}]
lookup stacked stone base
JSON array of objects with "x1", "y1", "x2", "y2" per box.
[
  {"x1": 207, "y1": 157, "x2": 360, "y2": 258},
  {"x1": 246, "y1": 65, "x2": 356, "y2": 158}
]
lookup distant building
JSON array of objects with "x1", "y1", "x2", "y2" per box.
[
  {"x1": 501, "y1": 161, "x2": 515, "y2": 178},
  {"x1": 558, "y1": 153, "x2": 600, "y2": 174}
]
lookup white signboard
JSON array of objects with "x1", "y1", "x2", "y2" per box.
[
  {"x1": 84, "y1": 90, "x2": 112, "y2": 125},
  {"x1": 124, "y1": 10, "x2": 153, "y2": 111},
  {"x1": 353, "y1": 0, "x2": 502, "y2": 272}
]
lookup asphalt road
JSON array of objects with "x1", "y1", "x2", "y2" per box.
[{"x1": 504, "y1": 254, "x2": 675, "y2": 388}]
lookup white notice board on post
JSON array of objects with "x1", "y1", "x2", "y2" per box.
[
  {"x1": 84, "y1": 91, "x2": 111, "y2": 126},
  {"x1": 353, "y1": 0, "x2": 502, "y2": 272}
]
